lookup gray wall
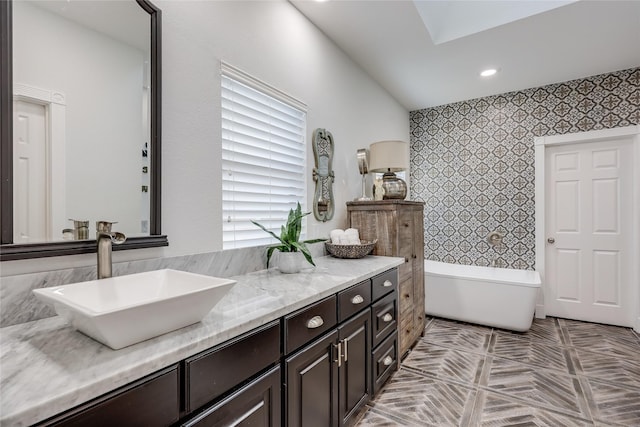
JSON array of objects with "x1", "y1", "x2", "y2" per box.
[{"x1": 410, "y1": 68, "x2": 640, "y2": 269}]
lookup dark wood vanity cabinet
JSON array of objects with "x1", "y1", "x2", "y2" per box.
[
  {"x1": 284, "y1": 309, "x2": 370, "y2": 427},
  {"x1": 34, "y1": 268, "x2": 399, "y2": 427},
  {"x1": 284, "y1": 269, "x2": 398, "y2": 427}
]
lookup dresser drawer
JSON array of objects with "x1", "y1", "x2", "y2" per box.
[
  {"x1": 371, "y1": 291, "x2": 397, "y2": 348},
  {"x1": 371, "y1": 269, "x2": 397, "y2": 301},
  {"x1": 186, "y1": 321, "x2": 280, "y2": 412},
  {"x1": 398, "y1": 277, "x2": 414, "y2": 314},
  {"x1": 399, "y1": 312, "x2": 414, "y2": 358},
  {"x1": 372, "y1": 331, "x2": 398, "y2": 395},
  {"x1": 338, "y1": 280, "x2": 372, "y2": 322},
  {"x1": 284, "y1": 295, "x2": 337, "y2": 354}
]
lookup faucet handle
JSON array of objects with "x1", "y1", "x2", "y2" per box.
[
  {"x1": 111, "y1": 231, "x2": 127, "y2": 245},
  {"x1": 96, "y1": 221, "x2": 118, "y2": 233}
]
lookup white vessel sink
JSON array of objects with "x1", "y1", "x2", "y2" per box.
[{"x1": 33, "y1": 269, "x2": 237, "y2": 349}]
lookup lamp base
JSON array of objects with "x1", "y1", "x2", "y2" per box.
[{"x1": 381, "y1": 172, "x2": 407, "y2": 199}]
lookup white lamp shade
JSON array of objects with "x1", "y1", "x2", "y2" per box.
[{"x1": 368, "y1": 140, "x2": 409, "y2": 173}]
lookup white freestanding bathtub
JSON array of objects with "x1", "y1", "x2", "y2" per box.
[{"x1": 424, "y1": 260, "x2": 541, "y2": 331}]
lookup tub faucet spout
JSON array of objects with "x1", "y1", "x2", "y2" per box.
[{"x1": 96, "y1": 221, "x2": 126, "y2": 279}]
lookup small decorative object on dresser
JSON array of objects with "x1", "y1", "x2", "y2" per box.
[
  {"x1": 347, "y1": 200, "x2": 425, "y2": 358},
  {"x1": 325, "y1": 240, "x2": 377, "y2": 259}
]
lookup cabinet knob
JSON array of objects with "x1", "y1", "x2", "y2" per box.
[
  {"x1": 382, "y1": 313, "x2": 393, "y2": 323},
  {"x1": 383, "y1": 280, "x2": 393, "y2": 287},
  {"x1": 350, "y1": 295, "x2": 364, "y2": 305},
  {"x1": 383, "y1": 356, "x2": 394, "y2": 366},
  {"x1": 306, "y1": 316, "x2": 324, "y2": 329}
]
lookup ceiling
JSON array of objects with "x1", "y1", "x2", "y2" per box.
[
  {"x1": 290, "y1": 0, "x2": 640, "y2": 111},
  {"x1": 29, "y1": 1, "x2": 149, "y2": 51}
]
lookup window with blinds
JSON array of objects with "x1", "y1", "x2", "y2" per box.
[{"x1": 221, "y1": 65, "x2": 307, "y2": 249}]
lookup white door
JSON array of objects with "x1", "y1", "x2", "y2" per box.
[
  {"x1": 545, "y1": 139, "x2": 634, "y2": 327},
  {"x1": 13, "y1": 99, "x2": 48, "y2": 243}
]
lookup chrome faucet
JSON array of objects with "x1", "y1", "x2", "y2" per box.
[{"x1": 96, "y1": 221, "x2": 126, "y2": 279}]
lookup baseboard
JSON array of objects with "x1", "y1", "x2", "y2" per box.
[{"x1": 535, "y1": 304, "x2": 546, "y2": 319}]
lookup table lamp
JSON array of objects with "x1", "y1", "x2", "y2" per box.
[{"x1": 368, "y1": 140, "x2": 409, "y2": 199}]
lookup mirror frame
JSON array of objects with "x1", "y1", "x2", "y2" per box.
[{"x1": 0, "y1": 0, "x2": 167, "y2": 261}]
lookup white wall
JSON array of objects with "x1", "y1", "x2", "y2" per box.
[
  {"x1": 3, "y1": 0, "x2": 409, "y2": 276},
  {"x1": 12, "y1": 1, "x2": 145, "y2": 237}
]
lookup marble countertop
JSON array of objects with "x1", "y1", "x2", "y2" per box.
[{"x1": 0, "y1": 255, "x2": 403, "y2": 426}]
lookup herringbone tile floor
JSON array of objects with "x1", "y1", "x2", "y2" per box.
[{"x1": 356, "y1": 316, "x2": 640, "y2": 426}]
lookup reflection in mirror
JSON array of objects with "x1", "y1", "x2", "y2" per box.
[
  {"x1": 312, "y1": 128, "x2": 335, "y2": 222},
  {"x1": 13, "y1": 0, "x2": 149, "y2": 242},
  {"x1": 0, "y1": 0, "x2": 166, "y2": 260}
]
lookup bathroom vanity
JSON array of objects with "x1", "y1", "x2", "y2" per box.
[{"x1": 0, "y1": 256, "x2": 402, "y2": 426}]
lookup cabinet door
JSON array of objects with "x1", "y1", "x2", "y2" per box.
[
  {"x1": 338, "y1": 309, "x2": 371, "y2": 427},
  {"x1": 181, "y1": 367, "x2": 281, "y2": 427},
  {"x1": 285, "y1": 330, "x2": 339, "y2": 427}
]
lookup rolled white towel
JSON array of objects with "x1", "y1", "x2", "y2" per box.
[
  {"x1": 330, "y1": 229, "x2": 345, "y2": 244},
  {"x1": 344, "y1": 228, "x2": 361, "y2": 245}
]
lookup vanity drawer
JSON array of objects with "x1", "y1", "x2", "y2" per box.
[
  {"x1": 371, "y1": 292, "x2": 397, "y2": 348},
  {"x1": 372, "y1": 331, "x2": 398, "y2": 395},
  {"x1": 371, "y1": 269, "x2": 397, "y2": 301},
  {"x1": 186, "y1": 321, "x2": 280, "y2": 412},
  {"x1": 338, "y1": 279, "x2": 372, "y2": 322},
  {"x1": 181, "y1": 366, "x2": 281, "y2": 427},
  {"x1": 284, "y1": 295, "x2": 337, "y2": 354},
  {"x1": 42, "y1": 365, "x2": 180, "y2": 427}
]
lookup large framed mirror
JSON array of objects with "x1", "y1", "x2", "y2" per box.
[{"x1": 0, "y1": 0, "x2": 167, "y2": 261}]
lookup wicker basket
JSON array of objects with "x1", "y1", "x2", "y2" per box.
[{"x1": 325, "y1": 240, "x2": 377, "y2": 259}]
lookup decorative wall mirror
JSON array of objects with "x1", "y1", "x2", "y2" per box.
[
  {"x1": 0, "y1": 0, "x2": 167, "y2": 261},
  {"x1": 312, "y1": 128, "x2": 335, "y2": 222}
]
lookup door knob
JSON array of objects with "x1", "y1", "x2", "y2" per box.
[{"x1": 547, "y1": 237, "x2": 555, "y2": 244}]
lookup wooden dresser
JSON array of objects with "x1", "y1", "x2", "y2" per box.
[{"x1": 347, "y1": 200, "x2": 425, "y2": 358}]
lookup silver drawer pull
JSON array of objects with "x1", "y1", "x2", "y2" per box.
[
  {"x1": 350, "y1": 295, "x2": 364, "y2": 305},
  {"x1": 383, "y1": 356, "x2": 394, "y2": 366},
  {"x1": 382, "y1": 313, "x2": 393, "y2": 323},
  {"x1": 306, "y1": 315, "x2": 324, "y2": 329},
  {"x1": 383, "y1": 280, "x2": 393, "y2": 287}
]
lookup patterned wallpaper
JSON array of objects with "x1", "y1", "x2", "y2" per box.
[{"x1": 410, "y1": 68, "x2": 640, "y2": 270}]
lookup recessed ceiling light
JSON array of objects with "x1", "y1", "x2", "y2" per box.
[{"x1": 480, "y1": 68, "x2": 498, "y2": 77}]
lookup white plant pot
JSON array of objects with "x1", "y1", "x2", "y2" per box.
[{"x1": 277, "y1": 251, "x2": 305, "y2": 274}]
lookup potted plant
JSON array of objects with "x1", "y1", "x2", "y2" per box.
[{"x1": 251, "y1": 203, "x2": 326, "y2": 273}]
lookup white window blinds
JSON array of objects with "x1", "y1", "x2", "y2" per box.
[{"x1": 221, "y1": 65, "x2": 307, "y2": 249}]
